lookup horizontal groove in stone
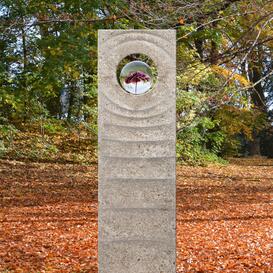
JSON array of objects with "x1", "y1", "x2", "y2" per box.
[
  {"x1": 102, "y1": 106, "x2": 173, "y2": 119},
  {"x1": 101, "y1": 156, "x2": 175, "y2": 167},
  {"x1": 101, "y1": 157, "x2": 176, "y2": 178},
  {"x1": 99, "y1": 207, "x2": 175, "y2": 242},
  {"x1": 105, "y1": 29, "x2": 175, "y2": 42},
  {"x1": 99, "y1": 239, "x2": 176, "y2": 273},
  {"x1": 102, "y1": 156, "x2": 175, "y2": 162},
  {"x1": 100, "y1": 155, "x2": 175, "y2": 160},
  {"x1": 102, "y1": 178, "x2": 175, "y2": 182},
  {"x1": 100, "y1": 138, "x2": 174, "y2": 143},
  {"x1": 103, "y1": 122, "x2": 173, "y2": 129},
  {"x1": 99, "y1": 180, "x2": 176, "y2": 209},
  {"x1": 100, "y1": 239, "x2": 174, "y2": 245},
  {"x1": 102, "y1": 122, "x2": 175, "y2": 141},
  {"x1": 100, "y1": 139, "x2": 175, "y2": 158},
  {"x1": 101, "y1": 104, "x2": 173, "y2": 120},
  {"x1": 99, "y1": 181, "x2": 176, "y2": 210},
  {"x1": 101, "y1": 92, "x2": 159, "y2": 112},
  {"x1": 99, "y1": 235, "x2": 176, "y2": 243},
  {"x1": 102, "y1": 115, "x2": 174, "y2": 129},
  {"x1": 99, "y1": 207, "x2": 173, "y2": 212}
]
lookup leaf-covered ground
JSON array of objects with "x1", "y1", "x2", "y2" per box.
[{"x1": 0, "y1": 158, "x2": 272, "y2": 272}]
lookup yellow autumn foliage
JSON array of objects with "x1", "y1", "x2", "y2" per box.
[{"x1": 211, "y1": 65, "x2": 250, "y2": 87}]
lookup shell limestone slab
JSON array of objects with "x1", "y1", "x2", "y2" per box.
[{"x1": 98, "y1": 29, "x2": 176, "y2": 273}]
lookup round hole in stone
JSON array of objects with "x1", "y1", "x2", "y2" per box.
[{"x1": 117, "y1": 54, "x2": 157, "y2": 95}]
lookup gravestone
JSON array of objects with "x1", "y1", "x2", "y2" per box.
[{"x1": 98, "y1": 29, "x2": 176, "y2": 273}]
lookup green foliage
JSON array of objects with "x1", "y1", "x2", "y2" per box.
[
  {"x1": 0, "y1": 119, "x2": 97, "y2": 163},
  {"x1": 0, "y1": 140, "x2": 7, "y2": 157},
  {"x1": 21, "y1": 136, "x2": 59, "y2": 161},
  {"x1": 42, "y1": 119, "x2": 66, "y2": 135},
  {"x1": 0, "y1": 122, "x2": 18, "y2": 156},
  {"x1": 215, "y1": 106, "x2": 267, "y2": 156},
  {"x1": 0, "y1": 0, "x2": 272, "y2": 164},
  {"x1": 177, "y1": 116, "x2": 227, "y2": 165}
]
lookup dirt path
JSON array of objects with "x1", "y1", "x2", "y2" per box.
[{"x1": 0, "y1": 159, "x2": 272, "y2": 272}]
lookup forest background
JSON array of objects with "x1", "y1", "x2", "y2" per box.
[{"x1": 1, "y1": 0, "x2": 273, "y2": 165}]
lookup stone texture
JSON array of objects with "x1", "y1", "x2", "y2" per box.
[
  {"x1": 100, "y1": 139, "x2": 175, "y2": 158},
  {"x1": 99, "y1": 178, "x2": 175, "y2": 209},
  {"x1": 102, "y1": 122, "x2": 175, "y2": 141},
  {"x1": 100, "y1": 240, "x2": 175, "y2": 273},
  {"x1": 101, "y1": 157, "x2": 176, "y2": 179},
  {"x1": 100, "y1": 208, "x2": 175, "y2": 241},
  {"x1": 98, "y1": 30, "x2": 176, "y2": 273}
]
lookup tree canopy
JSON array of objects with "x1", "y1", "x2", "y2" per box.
[{"x1": 0, "y1": 0, "x2": 273, "y2": 164}]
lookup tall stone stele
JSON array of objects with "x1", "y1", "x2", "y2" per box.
[{"x1": 98, "y1": 30, "x2": 176, "y2": 273}]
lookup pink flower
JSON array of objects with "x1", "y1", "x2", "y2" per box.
[
  {"x1": 125, "y1": 71, "x2": 150, "y2": 84},
  {"x1": 124, "y1": 71, "x2": 151, "y2": 94}
]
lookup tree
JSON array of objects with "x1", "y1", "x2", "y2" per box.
[{"x1": 1, "y1": 0, "x2": 273, "y2": 163}]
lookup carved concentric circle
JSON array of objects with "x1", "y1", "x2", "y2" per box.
[
  {"x1": 98, "y1": 30, "x2": 176, "y2": 116},
  {"x1": 117, "y1": 54, "x2": 157, "y2": 95}
]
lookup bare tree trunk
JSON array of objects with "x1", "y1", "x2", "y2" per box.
[
  {"x1": 249, "y1": 131, "x2": 261, "y2": 156},
  {"x1": 21, "y1": 18, "x2": 28, "y2": 122},
  {"x1": 67, "y1": 82, "x2": 75, "y2": 121},
  {"x1": 194, "y1": 26, "x2": 204, "y2": 61},
  {"x1": 210, "y1": 22, "x2": 218, "y2": 65},
  {"x1": 248, "y1": 49, "x2": 267, "y2": 156}
]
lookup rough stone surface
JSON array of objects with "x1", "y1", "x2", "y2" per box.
[{"x1": 98, "y1": 30, "x2": 176, "y2": 273}]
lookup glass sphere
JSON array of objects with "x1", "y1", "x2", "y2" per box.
[{"x1": 119, "y1": 61, "x2": 154, "y2": 95}]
